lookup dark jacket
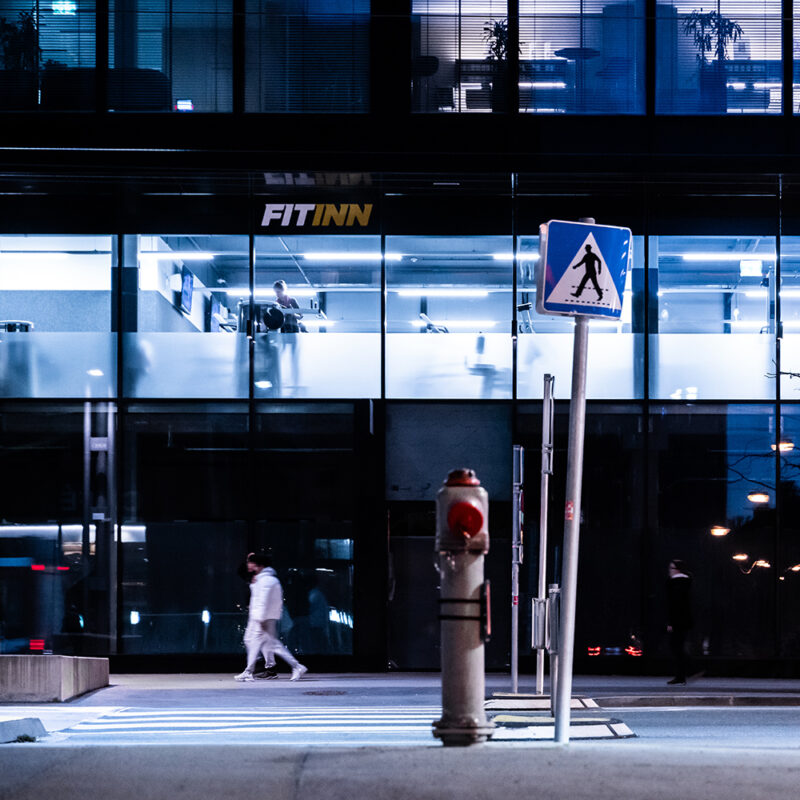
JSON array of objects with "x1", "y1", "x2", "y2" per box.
[{"x1": 666, "y1": 574, "x2": 693, "y2": 630}]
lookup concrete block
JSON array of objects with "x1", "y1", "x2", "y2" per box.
[
  {"x1": 0, "y1": 717, "x2": 47, "y2": 743},
  {"x1": 0, "y1": 656, "x2": 109, "y2": 702}
]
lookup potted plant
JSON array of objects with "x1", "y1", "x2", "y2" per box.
[
  {"x1": 682, "y1": 7, "x2": 743, "y2": 112},
  {"x1": 482, "y1": 18, "x2": 518, "y2": 112},
  {"x1": 0, "y1": 9, "x2": 40, "y2": 108}
]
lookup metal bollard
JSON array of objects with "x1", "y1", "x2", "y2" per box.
[{"x1": 432, "y1": 468, "x2": 495, "y2": 746}]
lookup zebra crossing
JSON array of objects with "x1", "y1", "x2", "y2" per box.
[{"x1": 61, "y1": 706, "x2": 443, "y2": 744}]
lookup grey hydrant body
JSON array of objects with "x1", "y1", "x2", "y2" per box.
[{"x1": 433, "y1": 469, "x2": 494, "y2": 746}]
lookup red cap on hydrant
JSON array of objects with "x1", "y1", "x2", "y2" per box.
[{"x1": 447, "y1": 501, "x2": 484, "y2": 538}]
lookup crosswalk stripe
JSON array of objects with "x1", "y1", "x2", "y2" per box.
[{"x1": 64, "y1": 707, "x2": 442, "y2": 736}]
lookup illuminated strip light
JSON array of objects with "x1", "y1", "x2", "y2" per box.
[
  {"x1": 31, "y1": 564, "x2": 45, "y2": 571},
  {"x1": 30, "y1": 639, "x2": 45, "y2": 650},
  {"x1": 754, "y1": 82, "x2": 782, "y2": 89},
  {"x1": 681, "y1": 253, "x2": 775, "y2": 261},
  {"x1": 726, "y1": 82, "x2": 747, "y2": 90},
  {"x1": 492, "y1": 253, "x2": 540, "y2": 261},
  {"x1": 746, "y1": 289, "x2": 800, "y2": 298},
  {"x1": 222, "y1": 287, "x2": 319, "y2": 297},
  {"x1": 300, "y1": 319, "x2": 336, "y2": 328},
  {"x1": 302, "y1": 252, "x2": 402, "y2": 262},
  {"x1": 395, "y1": 288, "x2": 489, "y2": 298},
  {"x1": 518, "y1": 81, "x2": 567, "y2": 89},
  {"x1": 412, "y1": 320, "x2": 498, "y2": 328},
  {"x1": 139, "y1": 252, "x2": 216, "y2": 261}
]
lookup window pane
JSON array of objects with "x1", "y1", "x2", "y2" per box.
[
  {"x1": 412, "y1": 0, "x2": 508, "y2": 112},
  {"x1": 656, "y1": 0, "x2": 781, "y2": 114},
  {"x1": 126, "y1": 234, "x2": 249, "y2": 398},
  {"x1": 519, "y1": 0, "x2": 644, "y2": 114},
  {"x1": 516, "y1": 234, "x2": 644, "y2": 399},
  {"x1": 778, "y1": 237, "x2": 800, "y2": 398},
  {"x1": 0, "y1": 1, "x2": 96, "y2": 110},
  {"x1": 253, "y1": 403, "x2": 356, "y2": 656},
  {"x1": 651, "y1": 235, "x2": 776, "y2": 399},
  {"x1": 0, "y1": 235, "x2": 114, "y2": 398},
  {"x1": 386, "y1": 236, "x2": 512, "y2": 398},
  {"x1": 246, "y1": 0, "x2": 369, "y2": 112},
  {"x1": 650, "y1": 404, "x2": 776, "y2": 658},
  {"x1": 109, "y1": 0, "x2": 232, "y2": 112},
  {"x1": 0, "y1": 403, "x2": 116, "y2": 656},
  {"x1": 120, "y1": 404, "x2": 250, "y2": 654},
  {"x1": 253, "y1": 235, "x2": 380, "y2": 398}
]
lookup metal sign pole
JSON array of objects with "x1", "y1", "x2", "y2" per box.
[
  {"x1": 553, "y1": 312, "x2": 590, "y2": 743},
  {"x1": 536, "y1": 374, "x2": 554, "y2": 695},
  {"x1": 553, "y1": 215, "x2": 594, "y2": 744},
  {"x1": 511, "y1": 445, "x2": 524, "y2": 694}
]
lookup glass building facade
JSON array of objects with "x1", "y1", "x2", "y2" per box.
[
  {"x1": 1, "y1": 0, "x2": 800, "y2": 675},
  {"x1": 1, "y1": 172, "x2": 800, "y2": 675}
]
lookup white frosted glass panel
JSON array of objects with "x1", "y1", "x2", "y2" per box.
[
  {"x1": 517, "y1": 333, "x2": 639, "y2": 399},
  {"x1": 0, "y1": 333, "x2": 115, "y2": 398},
  {"x1": 124, "y1": 332, "x2": 248, "y2": 398},
  {"x1": 386, "y1": 333, "x2": 511, "y2": 399},
  {"x1": 777, "y1": 336, "x2": 800, "y2": 398},
  {"x1": 253, "y1": 332, "x2": 379, "y2": 399},
  {"x1": 650, "y1": 334, "x2": 773, "y2": 400}
]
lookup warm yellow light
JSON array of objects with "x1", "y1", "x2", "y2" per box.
[
  {"x1": 771, "y1": 441, "x2": 795, "y2": 452},
  {"x1": 732, "y1": 553, "x2": 749, "y2": 561},
  {"x1": 747, "y1": 492, "x2": 770, "y2": 504},
  {"x1": 754, "y1": 560, "x2": 771, "y2": 568},
  {"x1": 791, "y1": 565, "x2": 800, "y2": 572},
  {"x1": 710, "y1": 526, "x2": 730, "y2": 537}
]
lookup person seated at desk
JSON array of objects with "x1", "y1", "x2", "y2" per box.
[{"x1": 273, "y1": 280, "x2": 304, "y2": 333}]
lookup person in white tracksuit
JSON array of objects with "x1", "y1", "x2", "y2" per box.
[{"x1": 235, "y1": 553, "x2": 307, "y2": 682}]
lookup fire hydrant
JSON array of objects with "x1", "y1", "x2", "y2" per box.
[{"x1": 432, "y1": 468, "x2": 494, "y2": 746}]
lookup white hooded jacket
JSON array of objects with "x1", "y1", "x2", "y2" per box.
[{"x1": 248, "y1": 567, "x2": 283, "y2": 622}]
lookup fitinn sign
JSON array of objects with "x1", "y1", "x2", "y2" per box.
[{"x1": 260, "y1": 202, "x2": 374, "y2": 229}]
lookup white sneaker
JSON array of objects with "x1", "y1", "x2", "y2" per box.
[
  {"x1": 234, "y1": 670, "x2": 255, "y2": 682},
  {"x1": 290, "y1": 664, "x2": 308, "y2": 681}
]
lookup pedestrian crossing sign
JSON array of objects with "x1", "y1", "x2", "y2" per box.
[{"x1": 536, "y1": 219, "x2": 632, "y2": 319}]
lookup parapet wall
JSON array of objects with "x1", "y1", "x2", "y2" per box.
[{"x1": 0, "y1": 655, "x2": 109, "y2": 702}]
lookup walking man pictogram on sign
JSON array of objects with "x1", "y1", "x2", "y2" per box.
[{"x1": 571, "y1": 244, "x2": 603, "y2": 301}]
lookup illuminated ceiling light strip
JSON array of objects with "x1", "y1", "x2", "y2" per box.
[
  {"x1": 222, "y1": 287, "x2": 319, "y2": 297},
  {"x1": 139, "y1": 252, "x2": 216, "y2": 261},
  {"x1": 411, "y1": 320, "x2": 498, "y2": 328},
  {"x1": 681, "y1": 253, "x2": 775, "y2": 262},
  {"x1": 301, "y1": 252, "x2": 402, "y2": 262},
  {"x1": 395, "y1": 288, "x2": 490, "y2": 298}
]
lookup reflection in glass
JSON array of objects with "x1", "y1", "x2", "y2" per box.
[
  {"x1": 386, "y1": 236, "x2": 512, "y2": 398},
  {"x1": 0, "y1": 235, "x2": 114, "y2": 398}
]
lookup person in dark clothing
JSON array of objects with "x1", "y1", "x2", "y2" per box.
[{"x1": 666, "y1": 558, "x2": 693, "y2": 685}]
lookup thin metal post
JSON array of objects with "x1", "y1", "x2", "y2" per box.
[
  {"x1": 536, "y1": 374, "x2": 554, "y2": 695},
  {"x1": 554, "y1": 314, "x2": 590, "y2": 743},
  {"x1": 511, "y1": 445, "x2": 524, "y2": 694}
]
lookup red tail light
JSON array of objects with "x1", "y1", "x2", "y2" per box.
[
  {"x1": 29, "y1": 639, "x2": 45, "y2": 651},
  {"x1": 587, "y1": 646, "x2": 602, "y2": 656}
]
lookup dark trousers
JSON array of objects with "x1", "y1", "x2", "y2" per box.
[{"x1": 669, "y1": 627, "x2": 689, "y2": 680}]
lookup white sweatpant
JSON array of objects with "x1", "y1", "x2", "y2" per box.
[{"x1": 243, "y1": 619, "x2": 300, "y2": 672}]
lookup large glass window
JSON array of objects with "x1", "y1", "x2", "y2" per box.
[
  {"x1": 386, "y1": 236, "x2": 512, "y2": 398},
  {"x1": 650, "y1": 404, "x2": 777, "y2": 659},
  {"x1": 125, "y1": 234, "x2": 249, "y2": 399},
  {"x1": 109, "y1": 0, "x2": 232, "y2": 112},
  {"x1": 245, "y1": 0, "x2": 369, "y2": 112},
  {"x1": 0, "y1": 235, "x2": 114, "y2": 398},
  {"x1": 519, "y1": 0, "x2": 644, "y2": 113},
  {"x1": 778, "y1": 237, "x2": 800, "y2": 398},
  {"x1": 650, "y1": 235, "x2": 776, "y2": 399},
  {"x1": 412, "y1": 0, "x2": 508, "y2": 112},
  {"x1": 656, "y1": 0, "x2": 781, "y2": 114},
  {"x1": 516, "y1": 234, "x2": 644, "y2": 399},
  {"x1": 120, "y1": 404, "x2": 250, "y2": 654},
  {"x1": 0, "y1": 403, "x2": 116, "y2": 656},
  {"x1": 0, "y1": 0, "x2": 96, "y2": 110},
  {"x1": 252, "y1": 235, "x2": 380, "y2": 399}
]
